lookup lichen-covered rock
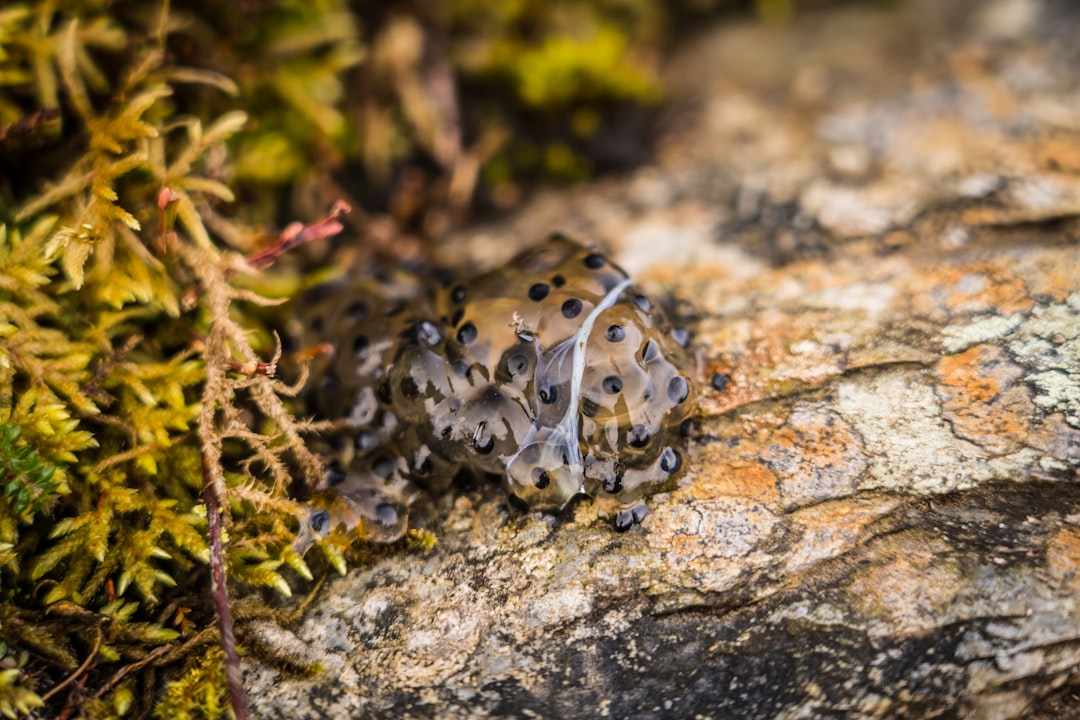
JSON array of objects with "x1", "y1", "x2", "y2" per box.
[{"x1": 245, "y1": 1, "x2": 1080, "y2": 717}]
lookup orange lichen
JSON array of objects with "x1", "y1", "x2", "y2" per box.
[
  {"x1": 759, "y1": 407, "x2": 867, "y2": 509},
  {"x1": 906, "y1": 260, "x2": 1035, "y2": 322},
  {"x1": 847, "y1": 532, "x2": 961, "y2": 638},
  {"x1": 1036, "y1": 130, "x2": 1080, "y2": 173},
  {"x1": 690, "y1": 456, "x2": 780, "y2": 505},
  {"x1": 1044, "y1": 527, "x2": 1080, "y2": 589},
  {"x1": 698, "y1": 310, "x2": 847, "y2": 417},
  {"x1": 943, "y1": 263, "x2": 1035, "y2": 316},
  {"x1": 935, "y1": 344, "x2": 1034, "y2": 455}
]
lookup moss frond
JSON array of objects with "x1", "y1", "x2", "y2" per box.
[
  {"x1": 152, "y1": 646, "x2": 227, "y2": 720},
  {"x1": 0, "y1": 1, "x2": 341, "y2": 715}
]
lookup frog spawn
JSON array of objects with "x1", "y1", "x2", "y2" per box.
[{"x1": 293, "y1": 235, "x2": 694, "y2": 548}]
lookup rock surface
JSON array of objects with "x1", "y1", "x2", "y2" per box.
[{"x1": 246, "y1": 1, "x2": 1080, "y2": 717}]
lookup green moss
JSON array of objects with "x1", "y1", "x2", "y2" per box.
[
  {"x1": 153, "y1": 646, "x2": 228, "y2": 720},
  {"x1": 0, "y1": 2, "x2": 327, "y2": 715}
]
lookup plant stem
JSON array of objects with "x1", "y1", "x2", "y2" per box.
[{"x1": 203, "y1": 453, "x2": 248, "y2": 720}]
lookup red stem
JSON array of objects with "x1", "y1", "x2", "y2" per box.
[
  {"x1": 246, "y1": 200, "x2": 351, "y2": 270},
  {"x1": 202, "y1": 454, "x2": 248, "y2": 720}
]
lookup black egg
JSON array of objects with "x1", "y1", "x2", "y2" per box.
[
  {"x1": 605, "y1": 324, "x2": 625, "y2": 342},
  {"x1": 613, "y1": 504, "x2": 647, "y2": 532},
  {"x1": 374, "y1": 502, "x2": 399, "y2": 527},
  {"x1": 641, "y1": 340, "x2": 660, "y2": 363},
  {"x1": 346, "y1": 300, "x2": 370, "y2": 321},
  {"x1": 628, "y1": 425, "x2": 650, "y2": 448},
  {"x1": 603, "y1": 474, "x2": 623, "y2": 494},
  {"x1": 473, "y1": 424, "x2": 495, "y2": 454},
  {"x1": 508, "y1": 353, "x2": 529, "y2": 376},
  {"x1": 376, "y1": 379, "x2": 392, "y2": 404},
  {"x1": 602, "y1": 376, "x2": 623, "y2": 394},
  {"x1": 457, "y1": 321, "x2": 478, "y2": 345},
  {"x1": 373, "y1": 456, "x2": 395, "y2": 478},
  {"x1": 355, "y1": 430, "x2": 379, "y2": 451},
  {"x1": 528, "y1": 283, "x2": 550, "y2": 301},
  {"x1": 561, "y1": 298, "x2": 583, "y2": 318},
  {"x1": 659, "y1": 447, "x2": 681, "y2": 474},
  {"x1": 310, "y1": 510, "x2": 330, "y2": 533},
  {"x1": 538, "y1": 382, "x2": 558, "y2": 404},
  {"x1": 324, "y1": 464, "x2": 347, "y2": 486},
  {"x1": 415, "y1": 320, "x2": 443, "y2": 345},
  {"x1": 400, "y1": 376, "x2": 419, "y2": 399},
  {"x1": 416, "y1": 456, "x2": 433, "y2": 475},
  {"x1": 667, "y1": 376, "x2": 689, "y2": 404}
]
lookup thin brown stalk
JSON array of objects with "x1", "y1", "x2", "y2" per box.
[
  {"x1": 203, "y1": 452, "x2": 248, "y2": 720},
  {"x1": 40, "y1": 625, "x2": 102, "y2": 704}
]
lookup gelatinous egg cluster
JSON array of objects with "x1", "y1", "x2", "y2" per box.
[{"x1": 293, "y1": 234, "x2": 694, "y2": 547}]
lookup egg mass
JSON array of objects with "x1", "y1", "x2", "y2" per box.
[{"x1": 294, "y1": 234, "x2": 695, "y2": 546}]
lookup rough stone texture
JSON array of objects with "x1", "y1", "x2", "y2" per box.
[{"x1": 246, "y1": 1, "x2": 1080, "y2": 717}]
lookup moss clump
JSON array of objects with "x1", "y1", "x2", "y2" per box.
[{"x1": 0, "y1": 2, "x2": 332, "y2": 716}]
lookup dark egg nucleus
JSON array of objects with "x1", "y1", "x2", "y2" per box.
[{"x1": 529, "y1": 283, "x2": 550, "y2": 301}]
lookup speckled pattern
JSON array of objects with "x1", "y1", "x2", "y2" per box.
[{"x1": 293, "y1": 234, "x2": 694, "y2": 544}]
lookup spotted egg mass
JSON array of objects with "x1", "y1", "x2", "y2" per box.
[{"x1": 293, "y1": 234, "x2": 694, "y2": 546}]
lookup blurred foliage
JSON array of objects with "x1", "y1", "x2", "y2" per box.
[{"x1": 0, "y1": 0, "x2": 823, "y2": 716}]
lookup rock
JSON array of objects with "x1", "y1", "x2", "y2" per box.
[{"x1": 245, "y1": 1, "x2": 1080, "y2": 717}]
